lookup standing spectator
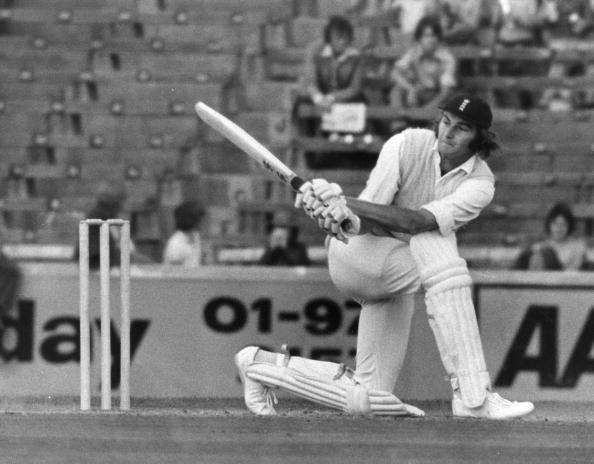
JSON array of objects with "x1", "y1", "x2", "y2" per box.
[
  {"x1": 390, "y1": 16, "x2": 457, "y2": 109},
  {"x1": 515, "y1": 202, "x2": 588, "y2": 271},
  {"x1": 163, "y1": 200, "x2": 211, "y2": 267},
  {"x1": 294, "y1": 16, "x2": 364, "y2": 136},
  {"x1": 0, "y1": 251, "x2": 21, "y2": 324},
  {"x1": 259, "y1": 211, "x2": 310, "y2": 266}
]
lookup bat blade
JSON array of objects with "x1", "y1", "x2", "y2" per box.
[
  {"x1": 194, "y1": 101, "x2": 352, "y2": 233},
  {"x1": 195, "y1": 101, "x2": 305, "y2": 191}
]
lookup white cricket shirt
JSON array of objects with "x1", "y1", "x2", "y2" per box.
[{"x1": 359, "y1": 128, "x2": 495, "y2": 237}]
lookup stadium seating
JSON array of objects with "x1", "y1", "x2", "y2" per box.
[{"x1": 0, "y1": 0, "x2": 592, "y2": 265}]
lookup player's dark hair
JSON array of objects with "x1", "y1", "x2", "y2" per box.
[
  {"x1": 414, "y1": 15, "x2": 443, "y2": 42},
  {"x1": 544, "y1": 202, "x2": 576, "y2": 236},
  {"x1": 323, "y1": 15, "x2": 354, "y2": 44},
  {"x1": 433, "y1": 117, "x2": 499, "y2": 159},
  {"x1": 174, "y1": 200, "x2": 204, "y2": 232},
  {"x1": 468, "y1": 127, "x2": 499, "y2": 159}
]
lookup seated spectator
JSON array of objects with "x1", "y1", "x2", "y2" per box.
[
  {"x1": 432, "y1": 0, "x2": 483, "y2": 45},
  {"x1": 546, "y1": 0, "x2": 593, "y2": 42},
  {"x1": 389, "y1": 16, "x2": 457, "y2": 110},
  {"x1": 573, "y1": 63, "x2": 594, "y2": 109},
  {"x1": 259, "y1": 212, "x2": 310, "y2": 267},
  {"x1": 515, "y1": 202, "x2": 588, "y2": 271},
  {"x1": 538, "y1": 86, "x2": 574, "y2": 112},
  {"x1": 163, "y1": 200, "x2": 212, "y2": 267},
  {"x1": 538, "y1": 63, "x2": 575, "y2": 112},
  {"x1": 294, "y1": 15, "x2": 364, "y2": 136},
  {"x1": 73, "y1": 181, "x2": 152, "y2": 269},
  {"x1": 494, "y1": 0, "x2": 557, "y2": 47}
]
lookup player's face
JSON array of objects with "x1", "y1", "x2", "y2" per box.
[
  {"x1": 437, "y1": 111, "x2": 478, "y2": 164},
  {"x1": 549, "y1": 215, "x2": 570, "y2": 242}
]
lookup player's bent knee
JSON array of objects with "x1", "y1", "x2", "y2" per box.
[
  {"x1": 344, "y1": 384, "x2": 372, "y2": 415},
  {"x1": 420, "y1": 258, "x2": 472, "y2": 296}
]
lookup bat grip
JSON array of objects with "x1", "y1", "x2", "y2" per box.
[{"x1": 290, "y1": 176, "x2": 354, "y2": 234}]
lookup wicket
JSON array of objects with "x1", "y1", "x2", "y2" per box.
[{"x1": 79, "y1": 219, "x2": 131, "y2": 411}]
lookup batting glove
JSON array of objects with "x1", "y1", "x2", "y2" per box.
[
  {"x1": 294, "y1": 181, "x2": 314, "y2": 210},
  {"x1": 311, "y1": 178, "x2": 344, "y2": 202}
]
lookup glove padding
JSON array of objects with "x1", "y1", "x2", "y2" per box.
[
  {"x1": 295, "y1": 178, "x2": 344, "y2": 219},
  {"x1": 311, "y1": 179, "x2": 343, "y2": 202},
  {"x1": 306, "y1": 180, "x2": 345, "y2": 218},
  {"x1": 294, "y1": 180, "x2": 313, "y2": 210}
]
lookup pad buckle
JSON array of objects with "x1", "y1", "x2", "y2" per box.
[
  {"x1": 333, "y1": 363, "x2": 356, "y2": 380},
  {"x1": 280, "y1": 344, "x2": 291, "y2": 367}
]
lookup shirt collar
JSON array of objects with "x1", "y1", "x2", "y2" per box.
[
  {"x1": 320, "y1": 44, "x2": 359, "y2": 62},
  {"x1": 432, "y1": 140, "x2": 478, "y2": 175}
]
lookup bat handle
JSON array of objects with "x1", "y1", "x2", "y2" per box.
[{"x1": 290, "y1": 176, "x2": 354, "y2": 234}]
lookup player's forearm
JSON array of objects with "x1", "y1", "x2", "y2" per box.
[{"x1": 346, "y1": 197, "x2": 437, "y2": 234}]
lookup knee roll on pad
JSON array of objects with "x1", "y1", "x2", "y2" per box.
[
  {"x1": 245, "y1": 357, "x2": 423, "y2": 416},
  {"x1": 409, "y1": 233, "x2": 491, "y2": 408}
]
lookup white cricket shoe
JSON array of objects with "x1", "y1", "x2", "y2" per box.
[
  {"x1": 234, "y1": 346, "x2": 277, "y2": 416},
  {"x1": 452, "y1": 391, "x2": 534, "y2": 420}
]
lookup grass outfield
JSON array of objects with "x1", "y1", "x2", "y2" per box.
[{"x1": 0, "y1": 398, "x2": 592, "y2": 464}]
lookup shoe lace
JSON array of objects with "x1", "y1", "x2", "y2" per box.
[{"x1": 490, "y1": 392, "x2": 514, "y2": 406}]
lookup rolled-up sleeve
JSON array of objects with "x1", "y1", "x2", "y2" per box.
[{"x1": 421, "y1": 177, "x2": 494, "y2": 236}]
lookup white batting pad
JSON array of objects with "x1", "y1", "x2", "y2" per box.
[
  {"x1": 410, "y1": 232, "x2": 491, "y2": 408},
  {"x1": 246, "y1": 355, "x2": 424, "y2": 417}
]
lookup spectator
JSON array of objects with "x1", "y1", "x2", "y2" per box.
[
  {"x1": 73, "y1": 181, "x2": 152, "y2": 269},
  {"x1": 391, "y1": 0, "x2": 436, "y2": 35},
  {"x1": 389, "y1": 16, "x2": 457, "y2": 110},
  {"x1": 538, "y1": 62, "x2": 575, "y2": 112},
  {"x1": 259, "y1": 211, "x2": 310, "y2": 266},
  {"x1": 493, "y1": 0, "x2": 557, "y2": 47},
  {"x1": 432, "y1": 0, "x2": 483, "y2": 45},
  {"x1": 0, "y1": 171, "x2": 22, "y2": 322},
  {"x1": 546, "y1": 0, "x2": 593, "y2": 42},
  {"x1": 515, "y1": 202, "x2": 588, "y2": 271},
  {"x1": 0, "y1": 251, "x2": 21, "y2": 324},
  {"x1": 294, "y1": 15, "x2": 364, "y2": 136},
  {"x1": 163, "y1": 200, "x2": 211, "y2": 267}
]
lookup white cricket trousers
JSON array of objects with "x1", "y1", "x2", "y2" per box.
[{"x1": 327, "y1": 234, "x2": 421, "y2": 393}]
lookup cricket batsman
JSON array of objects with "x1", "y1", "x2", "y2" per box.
[{"x1": 235, "y1": 94, "x2": 535, "y2": 419}]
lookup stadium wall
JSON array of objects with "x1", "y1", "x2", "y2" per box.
[{"x1": 0, "y1": 264, "x2": 592, "y2": 403}]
